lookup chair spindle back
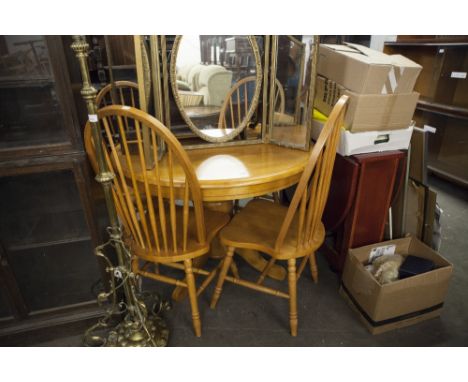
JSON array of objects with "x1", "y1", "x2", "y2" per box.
[
  {"x1": 96, "y1": 81, "x2": 139, "y2": 109},
  {"x1": 275, "y1": 95, "x2": 348, "y2": 252},
  {"x1": 218, "y1": 76, "x2": 285, "y2": 129},
  {"x1": 96, "y1": 105, "x2": 206, "y2": 256},
  {"x1": 85, "y1": 81, "x2": 139, "y2": 174}
]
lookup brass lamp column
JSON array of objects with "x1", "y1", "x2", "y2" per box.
[{"x1": 71, "y1": 35, "x2": 168, "y2": 347}]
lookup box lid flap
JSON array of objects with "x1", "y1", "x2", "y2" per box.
[
  {"x1": 322, "y1": 43, "x2": 392, "y2": 65},
  {"x1": 344, "y1": 42, "x2": 394, "y2": 64},
  {"x1": 390, "y1": 54, "x2": 423, "y2": 70}
]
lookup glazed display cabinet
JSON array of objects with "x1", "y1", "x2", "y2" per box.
[{"x1": 0, "y1": 36, "x2": 106, "y2": 340}]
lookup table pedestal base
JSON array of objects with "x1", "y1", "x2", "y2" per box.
[
  {"x1": 237, "y1": 249, "x2": 286, "y2": 280},
  {"x1": 171, "y1": 201, "x2": 286, "y2": 302}
]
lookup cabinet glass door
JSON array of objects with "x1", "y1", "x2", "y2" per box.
[
  {"x1": 0, "y1": 36, "x2": 71, "y2": 151},
  {"x1": 0, "y1": 170, "x2": 101, "y2": 311}
]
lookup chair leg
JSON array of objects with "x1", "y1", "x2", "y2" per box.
[
  {"x1": 309, "y1": 252, "x2": 318, "y2": 284},
  {"x1": 210, "y1": 246, "x2": 235, "y2": 309},
  {"x1": 230, "y1": 260, "x2": 240, "y2": 280},
  {"x1": 184, "y1": 259, "x2": 201, "y2": 337},
  {"x1": 256, "y1": 257, "x2": 276, "y2": 285},
  {"x1": 273, "y1": 191, "x2": 280, "y2": 204},
  {"x1": 288, "y1": 258, "x2": 298, "y2": 336},
  {"x1": 295, "y1": 255, "x2": 309, "y2": 280}
]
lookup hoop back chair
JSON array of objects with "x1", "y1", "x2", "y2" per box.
[
  {"x1": 96, "y1": 80, "x2": 139, "y2": 109},
  {"x1": 89, "y1": 105, "x2": 230, "y2": 337},
  {"x1": 210, "y1": 95, "x2": 349, "y2": 336},
  {"x1": 218, "y1": 76, "x2": 285, "y2": 129},
  {"x1": 85, "y1": 81, "x2": 139, "y2": 174}
]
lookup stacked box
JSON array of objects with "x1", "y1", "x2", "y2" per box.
[{"x1": 315, "y1": 43, "x2": 422, "y2": 133}]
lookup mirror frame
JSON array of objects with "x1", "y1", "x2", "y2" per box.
[
  {"x1": 169, "y1": 35, "x2": 263, "y2": 143},
  {"x1": 268, "y1": 35, "x2": 319, "y2": 151}
]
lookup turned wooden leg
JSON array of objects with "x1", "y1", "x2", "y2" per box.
[
  {"x1": 288, "y1": 258, "x2": 298, "y2": 337},
  {"x1": 210, "y1": 246, "x2": 235, "y2": 309},
  {"x1": 309, "y1": 252, "x2": 318, "y2": 284},
  {"x1": 172, "y1": 255, "x2": 208, "y2": 302},
  {"x1": 230, "y1": 260, "x2": 240, "y2": 279},
  {"x1": 237, "y1": 249, "x2": 286, "y2": 281},
  {"x1": 256, "y1": 257, "x2": 276, "y2": 285},
  {"x1": 184, "y1": 259, "x2": 201, "y2": 337},
  {"x1": 295, "y1": 255, "x2": 309, "y2": 280}
]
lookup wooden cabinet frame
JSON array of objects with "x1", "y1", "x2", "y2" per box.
[{"x1": 0, "y1": 37, "x2": 108, "y2": 340}]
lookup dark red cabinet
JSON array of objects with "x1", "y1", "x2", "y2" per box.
[{"x1": 322, "y1": 151, "x2": 406, "y2": 272}]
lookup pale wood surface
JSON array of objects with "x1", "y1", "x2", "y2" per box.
[
  {"x1": 125, "y1": 143, "x2": 310, "y2": 202},
  {"x1": 219, "y1": 199, "x2": 325, "y2": 260},
  {"x1": 210, "y1": 95, "x2": 349, "y2": 336}
]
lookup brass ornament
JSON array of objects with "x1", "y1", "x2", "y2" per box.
[
  {"x1": 83, "y1": 233, "x2": 169, "y2": 347},
  {"x1": 71, "y1": 35, "x2": 169, "y2": 347}
]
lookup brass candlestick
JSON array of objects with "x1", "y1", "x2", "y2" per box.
[{"x1": 71, "y1": 35, "x2": 169, "y2": 347}]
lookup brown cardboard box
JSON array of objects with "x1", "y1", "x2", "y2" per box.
[
  {"x1": 341, "y1": 236, "x2": 453, "y2": 334},
  {"x1": 315, "y1": 76, "x2": 419, "y2": 132},
  {"x1": 317, "y1": 43, "x2": 422, "y2": 94}
]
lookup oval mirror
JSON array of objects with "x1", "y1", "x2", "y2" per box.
[{"x1": 170, "y1": 35, "x2": 262, "y2": 143}]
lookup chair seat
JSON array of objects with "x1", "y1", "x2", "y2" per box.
[
  {"x1": 219, "y1": 199, "x2": 325, "y2": 259},
  {"x1": 130, "y1": 206, "x2": 230, "y2": 263}
]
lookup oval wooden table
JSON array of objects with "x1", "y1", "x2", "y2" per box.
[
  {"x1": 127, "y1": 143, "x2": 311, "y2": 299},
  {"x1": 133, "y1": 142, "x2": 310, "y2": 201}
]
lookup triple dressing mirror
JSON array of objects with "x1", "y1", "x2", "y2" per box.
[{"x1": 129, "y1": 35, "x2": 318, "y2": 151}]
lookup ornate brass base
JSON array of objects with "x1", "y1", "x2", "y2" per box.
[
  {"x1": 83, "y1": 235, "x2": 171, "y2": 347},
  {"x1": 106, "y1": 314, "x2": 169, "y2": 347},
  {"x1": 84, "y1": 297, "x2": 170, "y2": 347}
]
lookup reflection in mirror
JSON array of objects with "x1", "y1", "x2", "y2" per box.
[
  {"x1": 170, "y1": 35, "x2": 262, "y2": 143},
  {"x1": 270, "y1": 36, "x2": 316, "y2": 150}
]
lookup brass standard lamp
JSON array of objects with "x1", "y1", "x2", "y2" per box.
[{"x1": 71, "y1": 35, "x2": 169, "y2": 347}]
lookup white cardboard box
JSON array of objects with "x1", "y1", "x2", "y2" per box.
[{"x1": 311, "y1": 119, "x2": 414, "y2": 156}]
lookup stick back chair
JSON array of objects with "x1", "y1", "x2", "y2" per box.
[
  {"x1": 91, "y1": 105, "x2": 230, "y2": 337},
  {"x1": 218, "y1": 76, "x2": 285, "y2": 129},
  {"x1": 96, "y1": 80, "x2": 139, "y2": 109},
  {"x1": 210, "y1": 95, "x2": 349, "y2": 336},
  {"x1": 85, "y1": 81, "x2": 139, "y2": 174}
]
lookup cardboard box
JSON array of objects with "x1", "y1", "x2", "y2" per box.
[
  {"x1": 315, "y1": 75, "x2": 420, "y2": 132},
  {"x1": 341, "y1": 236, "x2": 453, "y2": 334},
  {"x1": 408, "y1": 126, "x2": 429, "y2": 184},
  {"x1": 311, "y1": 118, "x2": 413, "y2": 156},
  {"x1": 317, "y1": 43, "x2": 422, "y2": 94}
]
